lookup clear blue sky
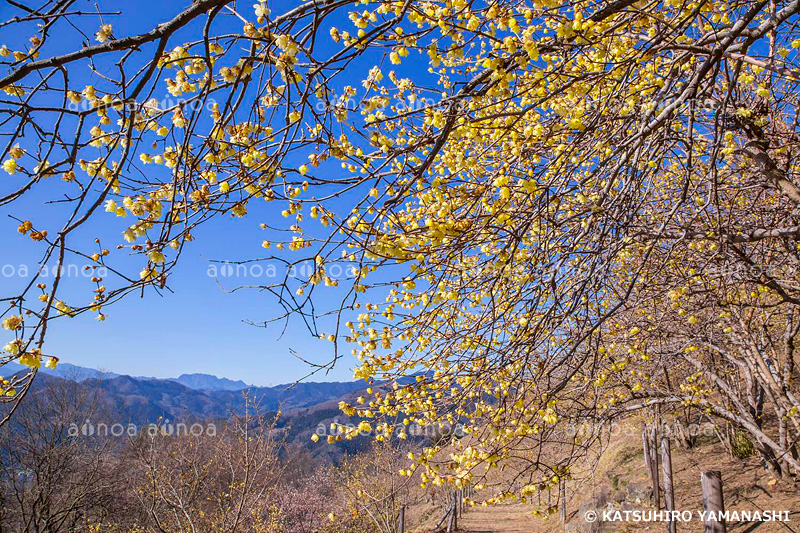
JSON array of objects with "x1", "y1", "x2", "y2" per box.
[
  {"x1": 0, "y1": 182, "x2": 359, "y2": 386},
  {"x1": 0, "y1": 0, "x2": 406, "y2": 385}
]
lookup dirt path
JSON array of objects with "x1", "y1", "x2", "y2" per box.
[{"x1": 457, "y1": 504, "x2": 554, "y2": 533}]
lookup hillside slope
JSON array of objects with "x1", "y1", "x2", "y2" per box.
[{"x1": 408, "y1": 423, "x2": 800, "y2": 532}]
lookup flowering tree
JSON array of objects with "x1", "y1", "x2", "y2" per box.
[{"x1": 2, "y1": 0, "x2": 800, "y2": 500}]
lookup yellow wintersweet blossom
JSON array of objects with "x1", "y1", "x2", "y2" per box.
[
  {"x1": 18, "y1": 350, "x2": 42, "y2": 368},
  {"x1": 3, "y1": 0, "x2": 800, "y2": 495}
]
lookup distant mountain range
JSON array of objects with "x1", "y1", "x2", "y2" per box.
[
  {"x1": 4, "y1": 361, "x2": 369, "y2": 428},
  {"x1": 2, "y1": 370, "x2": 368, "y2": 462},
  {"x1": 2, "y1": 362, "x2": 252, "y2": 391},
  {"x1": 2, "y1": 362, "x2": 418, "y2": 462},
  {"x1": 171, "y1": 373, "x2": 251, "y2": 391},
  {"x1": 29, "y1": 372, "x2": 367, "y2": 421}
]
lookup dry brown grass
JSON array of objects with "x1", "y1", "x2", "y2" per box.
[
  {"x1": 459, "y1": 503, "x2": 553, "y2": 533},
  {"x1": 411, "y1": 420, "x2": 800, "y2": 532}
]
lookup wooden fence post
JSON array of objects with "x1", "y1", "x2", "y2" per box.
[
  {"x1": 661, "y1": 437, "x2": 675, "y2": 533},
  {"x1": 649, "y1": 426, "x2": 660, "y2": 509},
  {"x1": 445, "y1": 491, "x2": 458, "y2": 531},
  {"x1": 452, "y1": 491, "x2": 458, "y2": 530},
  {"x1": 701, "y1": 472, "x2": 726, "y2": 533},
  {"x1": 446, "y1": 492, "x2": 455, "y2": 533},
  {"x1": 643, "y1": 424, "x2": 660, "y2": 508},
  {"x1": 398, "y1": 505, "x2": 405, "y2": 533}
]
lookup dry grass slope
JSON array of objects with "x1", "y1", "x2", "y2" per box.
[{"x1": 412, "y1": 423, "x2": 800, "y2": 532}]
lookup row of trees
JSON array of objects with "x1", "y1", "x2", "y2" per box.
[{"x1": 0, "y1": 380, "x2": 427, "y2": 532}]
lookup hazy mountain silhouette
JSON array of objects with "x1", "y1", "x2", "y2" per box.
[
  {"x1": 5, "y1": 363, "x2": 367, "y2": 423},
  {"x1": 3, "y1": 362, "x2": 255, "y2": 391}
]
